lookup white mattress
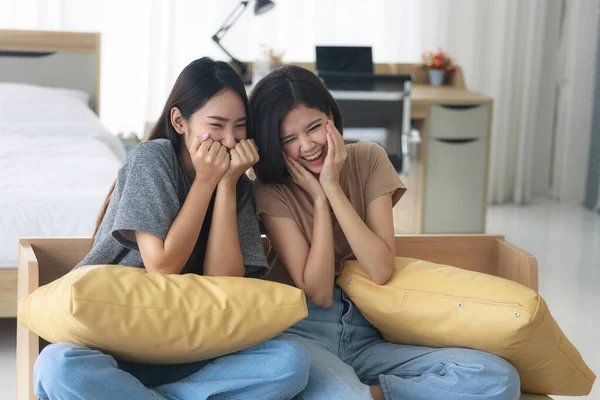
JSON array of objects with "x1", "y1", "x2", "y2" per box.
[{"x1": 0, "y1": 134, "x2": 123, "y2": 267}]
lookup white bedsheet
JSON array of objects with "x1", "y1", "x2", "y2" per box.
[{"x1": 0, "y1": 134, "x2": 123, "y2": 267}]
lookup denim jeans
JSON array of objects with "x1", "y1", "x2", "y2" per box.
[
  {"x1": 34, "y1": 337, "x2": 310, "y2": 400},
  {"x1": 284, "y1": 286, "x2": 520, "y2": 400}
]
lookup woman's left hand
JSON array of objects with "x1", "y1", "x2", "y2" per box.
[
  {"x1": 221, "y1": 139, "x2": 260, "y2": 184},
  {"x1": 319, "y1": 120, "x2": 347, "y2": 192}
]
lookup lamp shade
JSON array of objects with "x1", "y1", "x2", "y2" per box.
[{"x1": 254, "y1": 0, "x2": 275, "y2": 15}]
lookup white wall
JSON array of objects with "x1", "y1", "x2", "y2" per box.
[
  {"x1": 1, "y1": 0, "x2": 582, "y2": 204},
  {"x1": 552, "y1": 0, "x2": 600, "y2": 203}
]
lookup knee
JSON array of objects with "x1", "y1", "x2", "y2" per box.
[
  {"x1": 34, "y1": 343, "x2": 110, "y2": 397},
  {"x1": 34, "y1": 343, "x2": 75, "y2": 396},
  {"x1": 460, "y1": 352, "x2": 521, "y2": 400},
  {"x1": 266, "y1": 339, "x2": 311, "y2": 392},
  {"x1": 485, "y1": 356, "x2": 520, "y2": 400}
]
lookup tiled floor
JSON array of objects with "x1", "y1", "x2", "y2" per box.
[
  {"x1": 0, "y1": 199, "x2": 598, "y2": 399},
  {"x1": 486, "y1": 200, "x2": 600, "y2": 400}
]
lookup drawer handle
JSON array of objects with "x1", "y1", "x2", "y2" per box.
[
  {"x1": 439, "y1": 105, "x2": 481, "y2": 110},
  {"x1": 435, "y1": 138, "x2": 479, "y2": 144}
]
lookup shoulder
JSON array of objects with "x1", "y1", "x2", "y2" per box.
[
  {"x1": 346, "y1": 141, "x2": 386, "y2": 161},
  {"x1": 345, "y1": 142, "x2": 388, "y2": 173},
  {"x1": 125, "y1": 139, "x2": 178, "y2": 168},
  {"x1": 252, "y1": 177, "x2": 288, "y2": 200},
  {"x1": 252, "y1": 178, "x2": 295, "y2": 218}
]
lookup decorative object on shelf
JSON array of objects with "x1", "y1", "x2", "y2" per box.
[
  {"x1": 421, "y1": 49, "x2": 454, "y2": 86},
  {"x1": 211, "y1": 0, "x2": 276, "y2": 84},
  {"x1": 269, "y1": 48, "x2": 284, "y2": 71}
]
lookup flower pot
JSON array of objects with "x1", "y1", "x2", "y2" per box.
[{"x1": 428, "y1": 69, "x2": 445, "y2": 86}]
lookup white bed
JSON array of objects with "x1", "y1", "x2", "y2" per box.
[
  {"x1": 0, "y1": 132, "x2": 124, "y2": 268},
  {"x1": 0, "y1": 30, "x2": 124, "y2": 316}
]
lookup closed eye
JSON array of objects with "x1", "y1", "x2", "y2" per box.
[
  {"x1": 209, "y1": 123, "x2": 223, "y2": 128},
  {"x1": 308, "y1": 123, "x2": 321, "y2": 132},
  {"x1": 282, "y1": 137, "x2": 297, "y2": 145}
]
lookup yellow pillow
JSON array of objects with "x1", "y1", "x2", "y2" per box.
[
  {"x1": 18, "y1": 265, "x2": 308, "y2": 364},
  {"x1": 337, "y1": 258, "x2": 595, "y2": 396}
]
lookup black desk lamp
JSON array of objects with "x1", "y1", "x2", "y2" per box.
[{"x1": 212, "y1": 0, "x2": 276, "y2": 84}]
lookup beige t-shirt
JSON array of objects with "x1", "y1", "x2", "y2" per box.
[{"x1": 253, "y1": 142, "x2": 406, "y2": 285}]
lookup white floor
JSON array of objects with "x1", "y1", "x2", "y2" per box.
[
  {"x1": 486, "y1": 200, "x2": 600, "y2": 400},
  {"x1": 0, "y1": 199, "x2": 598, "y2": 399}
]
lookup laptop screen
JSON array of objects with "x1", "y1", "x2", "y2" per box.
[{"x1": 315, "y1": 46, "x2": 373, "y2": 75}]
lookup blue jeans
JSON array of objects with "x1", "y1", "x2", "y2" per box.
[
  {"x1": 283, "y1": 286, "x2": 520, "y2": 400},
  {"x1": 34, "y1": 337, "x2": 310, "y2": 400}
]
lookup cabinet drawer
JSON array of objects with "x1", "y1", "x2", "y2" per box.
[
  {"x1": 429, "y1": 104, "x2": 489, "y2": 139},
  {"x1": 424, "y1": 137, "x2": 487, "y2": 233}
]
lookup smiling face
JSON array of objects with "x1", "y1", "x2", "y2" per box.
[
  {"x1": 174, "y1": 89, "x2": 247, "y2": 150},
  {"x1": 280, "y1": 104, "x2": 329, "y2": 175}
]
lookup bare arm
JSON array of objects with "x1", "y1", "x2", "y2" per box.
[
  {"x1": 325, "y1": 187, "x2": 395, "y2": 284},
  {"x1": 136, "y1": 180, "x2": 217, "y2": 274},
  {"x1": 136, "y1": 138, "x2": 229, "y2": 274},
  {"x1": 203, "y1": 139, "x2": 260, "y2": 277},
  {"x1": 202, "y1": 180, "x2": 245, "y2": 277},
  {"x1": 262, "y1": 196, "x2": 336, "y2": 308},
  {"x1": 321, "y1": 121, "x2": 395, "y2": 284}
]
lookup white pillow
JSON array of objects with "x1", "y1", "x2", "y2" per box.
[
  {"x1": 0, "y1": 82, "x2": 97, "y2": 126},
  {"x1": 0, "y1": 82, "x2": 90, "y2": 104},
  {"x1": 0, "y1": 82, "x2": 126, "y2": 160}
]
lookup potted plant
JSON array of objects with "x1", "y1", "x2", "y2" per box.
[{"x1": 421, "y1": 49, "x2": 454, "y2": 86}]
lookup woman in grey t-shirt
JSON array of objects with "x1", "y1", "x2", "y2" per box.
[{"x1": 33, "y1": 58, "x2": 309, "y2": 400}]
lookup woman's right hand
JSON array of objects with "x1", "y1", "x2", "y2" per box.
[
  {"x1": 190, "y1": 134, "x2": 230, "y2": 185},
  {"x1": 285, "y1": 156, "x2": 327, "y2": 201}
]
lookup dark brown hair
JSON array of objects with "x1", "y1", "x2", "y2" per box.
[
  {"x1": 248, "y1": 65, "x2": 343, "y2": 184},
  {"x1": 92, "y1": 57, "x2": 250, "y2": 239}
]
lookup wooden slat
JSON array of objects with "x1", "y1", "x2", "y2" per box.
[
  {"x1": 16, "y1": 241, "x2": 39, "y2": 400},
  {"x1": 495, "y1": 239, "x2": 539, "y2": 290},
  {"x1": 392, "y1": 235, "x2": 501, "y2": 274},
  {"x1": 22, "y1": 238, "x2": 91, "y2": 286},
  {"x1": 410, "y1": 102, "x2": 428, "y2": 120},
  {"x1": 411, "y1": 84, "x2": 492, "y2": 106},
  {"x1": 0, "y1": 29, "x2": 102, "y2": 115},
  {"x1": 0, "y1": 30, "x2": 99, "y2": 53},
  {"x1": 0, "y1": 268, "x2": 17, "y2": 317},
  {"x1": 15, "y1": 235, "x2": 544, "y2": 400}
]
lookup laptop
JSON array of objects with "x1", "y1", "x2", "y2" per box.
[{"x1": 316, "y1": 46, "x2": 409, "y2": 91}]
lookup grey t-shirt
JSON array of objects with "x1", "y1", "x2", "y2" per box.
[{"x1": 77, "y1": 138, "x2": 269, "y2": 277}]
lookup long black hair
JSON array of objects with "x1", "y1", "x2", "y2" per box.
[
  {"x1": 148, "y1": 57, "x2": 251, "y2": 149},
  {"x1": 94, "y1": 57, "x2": 249, "y2": 238},
  {"x1": 249, "y1": 65, "x2": 343, "y2": 184}
]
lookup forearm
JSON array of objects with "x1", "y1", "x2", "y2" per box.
[
  {"x1": 302, "y1": 199, "x2": 336, "y2": 308},
  {"x1": 203, "y1": 180, "x2": 245, "y2": 277},
  {"x1": 146, "y1": 180, "x2": 215, "y2": 274},
  {"x1": 325, "y1": 185, "x2": 394, "y2": 284}
]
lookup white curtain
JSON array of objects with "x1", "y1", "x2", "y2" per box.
[
  {"x1": 596, "y1": 174, "x2": 600, "y2": 212},
  {"x1": 0, "y1": 0, "x2": 557, "y2": 204}
]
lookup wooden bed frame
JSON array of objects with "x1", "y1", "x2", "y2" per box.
[
  {"x1": 0, "y1": 29, "x2": 101, "y2": 318},
  {"x1": 16, "y1": 235, "x2": 550, "y2": 400}
]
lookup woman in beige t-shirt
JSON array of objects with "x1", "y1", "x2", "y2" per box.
[{"x1": 249, "y1": 65, "x2": 520, "y2": 400}]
